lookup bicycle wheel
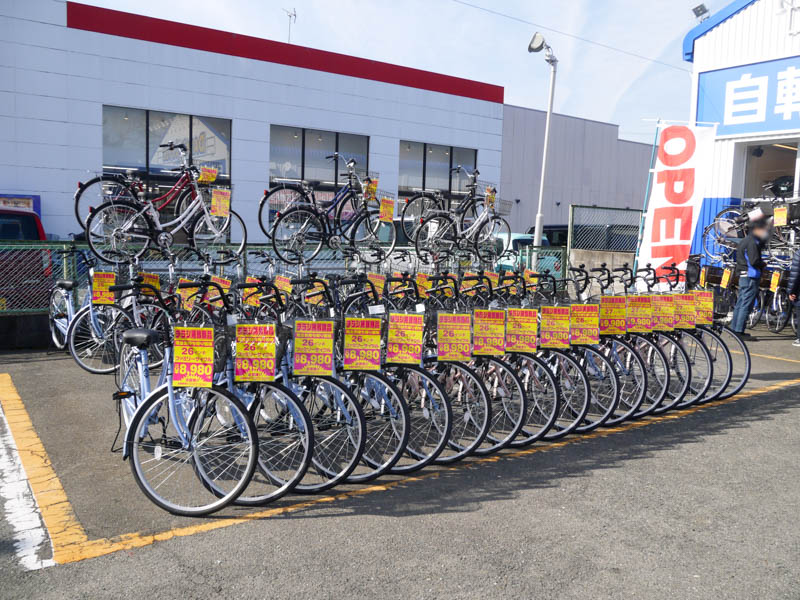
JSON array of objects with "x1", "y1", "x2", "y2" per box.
[
  {"x1": 507, "y1": 353, "x2": 560, "y2": 447},
  {"x1": 271, "y1": 206, "x2": 325, "y2": 265},
  {"x1": 386, "y1": 364, "x2": 453, "y2": 474},
  {"x1": 401, "y1": 193, "x2": 441, "y2": 241},
  {"x1": 348, "y1": 210, "x2": 397, "y2": 265},
  {"x1": 414, "y1": 214, "x2": 457, "y2": 265},
  {"x1": 747, "y1": 289, "x2": 766, "y2": 329},
  {"x1": 85, "y1": 199, "x2": 153, "y2": 265},
  {"x1": 293, "y1": 376, "x2": 366, "y2": 493},
  {"x1": 474, "y1": 216, "x2": 511, "y2": 264},
  {"x1": 257, "y1": 185, "x2": 311, "y2": 239},
  {"x1": 469, "y1": 357, "x2": 527, "y2": 454},
  {"x1": 712, "y1": 325, "x2": 750, "y2": 399},
  {"x1": 573, "y1": 346, "x2": 620, "y2": 433},
  {"x1": 601, "y1": 337, "x2": 647, "y2": 426},
  {"x1": 673, "y1": 330, "x2": 713, "y2": 409},
  {"x1": 48, "y1": 287, "x2": 70, "y2": 349},
  {"x1": 188, "y1": 208, "x2": 247, "y2": 266},
  {"x1": 694, "y1": 326, "x2": 732, "y2": 404},
  {"x1": 540, "y1": 350, "x2": 591, "y2": 440},
  {"x1": 766, "y1": 288, "x2": 791, "y2": 333},
  {"x1": 127, "y1": 385, "x2": 258, "y2": 516},
  {"x1": 74, "y1": 175, "x2": 137, "y2": 230},
  {"x1": 651, "y1": 333, "x2": 692, "y2": 414},
  {"x1": 425, "y1": 358, "x2": 491, "y2": 463},
  {"x1": 66, "y1": 303, "x2": 133, "y2": 374},
  {"x1": 628, "y1": 334, "x2": 669, "y2": 418},
  {"x1": 235, "y1": 382, "x2": 314, "y2": 506},
  {"x1": 344, "y1": 371, "x2": 410, "y2": 483}
]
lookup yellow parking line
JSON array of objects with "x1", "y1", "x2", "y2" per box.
[
  {"x1": 737, "y1": 351, "x2": 800, "y2": 365},
  {"x1": 0, "y1": 374, "x2": 89, "y2": 562},
  {"x1": 2, "y1": 372, "x2": 800, "y2": 565}
]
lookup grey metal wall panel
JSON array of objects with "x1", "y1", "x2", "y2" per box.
[{"x1": 501, "y1": 104, "x2": 651, "y2": 233}]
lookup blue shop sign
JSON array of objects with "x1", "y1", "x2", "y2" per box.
[{"x1": 697, "y1": 55, "x2": 800, "y2": 136}]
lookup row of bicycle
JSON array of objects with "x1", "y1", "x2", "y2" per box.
[
  {"x1": 74, "y1": 143, "x2": 511, "y2": 269},
  {"x1": 51, "y1": 248, "x2": 750, "y2": 516}
]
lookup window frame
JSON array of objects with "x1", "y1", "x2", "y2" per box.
[{"x1": 398, "y1": 140, "x2": 477, "y2": 198}]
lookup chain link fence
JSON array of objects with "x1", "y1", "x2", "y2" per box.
[{"x1": 568, "y1": 205, "x2": 642, "y2": 253}]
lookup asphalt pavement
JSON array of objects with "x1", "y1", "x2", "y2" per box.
[{"x1": 1, "y1": 329, "x2": 799, "y2": 599}]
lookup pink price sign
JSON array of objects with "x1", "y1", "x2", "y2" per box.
[
  {"x1": 505, "y1": 308, "x2": 538, "y2": 353},
  {"x1": 540, "y1": 306, "x2": 570, "y2": 349},
  {"x1": 472, "y1": 309, "x2": 505, "y2": 356},
  {"x1": 210, "y1": 188, "x2": 231, "y2": 218},
  {"x1": 293, "y1": 320, "x2": 335, "y2": 376},
  {"x1": 599, "y1": 296, "x2": 626, "y2": 335},
  {"x1": 367, "y1": 273, "x2": 386, "y2": 297},
  {"x1": 651, "y1": 295, "x2": 675, "y2": 332},
  {"x1": 437, "y1": 313, "x2": 472, "y2": 361},
  {"x1": 173, "y1": 327, "x2": 214, "y2": 388},
  {"x1": 626, "y1": 296, "x2": 653, "y2": 333},
  {"x1": 234, "y1": 323, "x2": 276, "y2": 382},
  {"x1": 693, "y1": 290, "x2": 713, "y2": 325},
  {"x1": 386, "y1": 313, "x2": 424, "y2": 364},
  {"x1": 204, "y1": 276, "x2": 231, "y2": 308},
  {"x1": 138, "y1": 272, "x2": 160, "y2": 296},
  {"x1": 569, "y1": 304, "x2": 600, "y2": 345},
  {"x1": 673, "y1": 294, "x2": 696, "y2": 329},
  {"x1": 92, "y1": 272, "x2": 116, "y2": 305},
  {"x1": 242, "y1": 276, "x2": 262, "y2": 307},
  {"x1": 344, "y1": 317, "x2": 382, "y2": 371}
]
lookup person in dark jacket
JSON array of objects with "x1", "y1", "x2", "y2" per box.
[
  {"x1": 730, "y1": 221, "x2": 769, "y2": 338},
  {"x1": 786, "y1": 246, "x2": 800, "y2": 347}
]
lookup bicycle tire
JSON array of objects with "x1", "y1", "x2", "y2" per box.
[
  {"x1": 601, "y1": 337, "x2": 648, "y2": 426},
  {"x1": 672, "y1": 330, "x2": 713, "y2": 409},
  {"x1": 506, "y1": 352, "x2": 560, "y2": 447},
  {"x1": 414, "y1": 214, "x2": 457, "y2": 265},
  {"x1": 74, "y1": 174, "x2": 137, "y2": 230},
  {"x1": 344, "y1": 371, "x2": 410, "y2": 483},
  {"x1": 627, "y1": 333, "x2": 670, "y2": 418},
  {"x1": 474, "y1": 216, "x2": 511, "y2": 264},
  {"x1": 348, "y1": 210, "x2": 397, "y2": 265},
  {"x1": 470, "y1": 357, "x2": 528, "y2": 455},
  {"x1": 66, "y1": 303, "x2": 133, "y2": 374},
  {"x1": 235, "y1": 382, "x2": 314, "y2": 506},
  {"x1": 540, "y1": 349, "x2": 591, "y2": 440},
  {"x1": 187, "y1": 208, "x2": 247, "y2": 266},
  {"x1": 85, "y1": 199, "x2": 154, "y2": 265},
  {"x1": 572, "y1": 346, "x2": 620, "y2": 433},
  {"x1": 694, "y1": 326, "x2": 732, "y2": 404},
  {"x1": 386, "y1": 364, "x2": 453, "y2": 474},
  {"x1": 425, "y1": 358, "x2": 491, "y2": 463},
  {"x1": 401, "y1": 193, "x2": 441, "y2": 241},
  {"x1": 257, "y1": 185, "x2": 312, "y2": 239},
  {"x1": 48, "y1": 287, "x2": 70, "y2": 350},
  {"x1": 651, "y1": 333, "x2": 692, "y2": 414},
  {"x1": 271, "y1": 206, "x2": 325, "y2": 265},
  {"x1": 127, "y1": 384, "x2": 258, "y2": 516},
  {"x1": 712, "y1": 325, "x2": 751, "y2": 400},
  {"x1": 293, "y1": 376, "x2": 366, "y2": 494}
]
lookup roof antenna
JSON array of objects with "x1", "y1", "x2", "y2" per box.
[{"x1": 283, "y1": 8, "x2": 297, "y2": 44}]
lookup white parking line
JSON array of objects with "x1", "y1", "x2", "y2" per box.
[{"x1": 0, "y1": 402, "x2": 54, "y2": 570}]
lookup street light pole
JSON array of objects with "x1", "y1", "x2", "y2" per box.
[{"x1": 528, "y1": 33, "x2": 558, "y2": 248}]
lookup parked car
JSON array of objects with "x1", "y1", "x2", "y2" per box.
[
  {"x1": 495, "y1": 232, "x2": 562, "y2": 278},
  {"x1": 0, "y1": 208, "x2": 51, "y2": 312}
]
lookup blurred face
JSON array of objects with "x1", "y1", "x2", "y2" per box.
[{"x1": 752, "y1": 225, "x2": 768, "y2": 240}]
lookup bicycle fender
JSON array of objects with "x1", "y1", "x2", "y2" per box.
[{"x1": 122, "y1": 382, "x2": 171, "y2": 459}]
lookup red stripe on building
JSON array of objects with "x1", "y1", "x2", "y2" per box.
[{"x1": 66, "y1": 2, "x2": 504, "y2": 104}]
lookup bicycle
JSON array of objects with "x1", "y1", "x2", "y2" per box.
[{"x1": 84, "y1": 141, "x2": 246, "y2": 266}]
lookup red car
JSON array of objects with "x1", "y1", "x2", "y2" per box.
[{"x1": 0, "y1": 208, "x2": 51, "y2": 313}]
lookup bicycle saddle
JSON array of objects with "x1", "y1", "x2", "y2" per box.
[
  {"x1": 56, "y1": 279, "x2": 77, "y2": 291},
  {"x1": 122, "y1": 328, "x2": 161, "y2": 349}
]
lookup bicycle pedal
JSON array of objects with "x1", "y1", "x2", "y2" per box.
[{"x1": 113, "y1": 391, "x2": 133, "y2": 401}]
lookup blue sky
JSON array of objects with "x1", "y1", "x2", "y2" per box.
[{"x1": 81, "y1": 0, "x2": 719, "y2": 144}]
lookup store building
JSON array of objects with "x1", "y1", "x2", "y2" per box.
[
  {"x1": 685, "y1": 0, "x2": 800, "y2": 206},
  {"x1": 1, "y1": 0, "x2": 650, "y2": 240}
]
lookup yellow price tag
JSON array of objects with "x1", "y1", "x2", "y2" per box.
[{"x1": 92, "y1": 272, "x2": 116, "y2": 305}]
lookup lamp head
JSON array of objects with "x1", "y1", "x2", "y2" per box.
[{"x1": 528, "y1": 32, "x2": 546, "y2": 53}]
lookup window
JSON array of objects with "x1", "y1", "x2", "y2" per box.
[
  {"x1": 269, "y1": 126, "x2": 369, "y2": 191},
  {"x1": 304, "y1": 129, "x2": 336, "y2": 184},
  {"x1": 102, "y1": 106, "x2": 146, "y2": 170},
  {"x1": 101, "y1": 105, "x2": 231, "y2": 180},
  {"x1": 399, "y1": 141, "x2": 424, "y2": 191},
  {"x1": 269, "y1": 126, "x2": 302, "y2": 181},
  {"x1": 743, "y1": 142, "x2": 797, "y2": 199},
  {"x1": 398, "y1": 141, "x2": 478, "y2": 197}
]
